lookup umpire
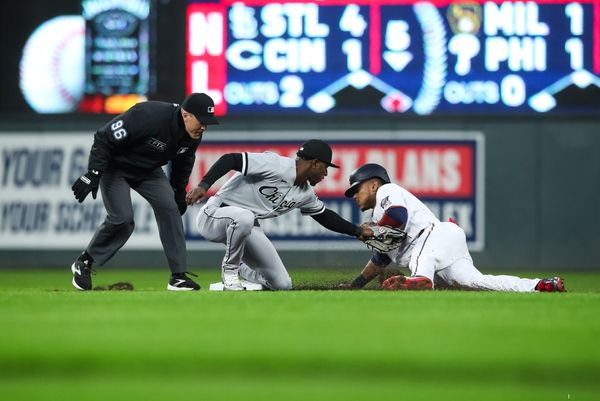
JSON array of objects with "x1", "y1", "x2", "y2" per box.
[{"x1": 70, "y1": 93, "x2": 219, "y2": 291}]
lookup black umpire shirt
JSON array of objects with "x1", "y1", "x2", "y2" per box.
[{"x1": 88, "y1": 101, "x2": 201, "y2": 193}]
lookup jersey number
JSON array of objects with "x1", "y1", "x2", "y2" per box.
[{"x1": 110, "y1": 120, "x2": 128, "y2": 140}]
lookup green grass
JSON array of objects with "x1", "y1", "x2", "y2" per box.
[{"x1": 0, "y1": 269, "x2": 599, "y2": 401}]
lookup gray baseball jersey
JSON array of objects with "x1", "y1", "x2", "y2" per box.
[
  {"x1": 206, "y1": 152, "x2": 326, "y2": 219},
  {"x1": 198, "y1": 151, "x2": 326, "y2": 290}
]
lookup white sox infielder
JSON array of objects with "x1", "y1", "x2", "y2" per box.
[
  {"x1": 344, "y1": 163, "x2": 566, "y2": 292},
  {"x1": 186, "y1": 139, "x2": 372, "y2": 290}
]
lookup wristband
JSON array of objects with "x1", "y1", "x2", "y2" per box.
[{"x1": 350, "y1": 274, "x2": 368, "y2": 289}]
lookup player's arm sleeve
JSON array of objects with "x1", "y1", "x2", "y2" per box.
[
  {"x1": 88, "y1": 108, "x2": 145, "y2": 172},
  {"x1": 198, "y1": 153, "x2": 243, "y2": 191},
  {"x1": 170, "y1": 147, "x2": 197, "y2": 193},
  {"x1": 377, "y1": 206, "x2": 408, "y2": 229},
  {"x1": 311, "y1": 208, "x2": 362, "y2": 237}
]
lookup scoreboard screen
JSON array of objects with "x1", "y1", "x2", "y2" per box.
[
  {"x1": 186, "y1": 0, "x2": 600, "y2": 116},
  {"x1": 17, "y1": 0, "x2": 155, "y2": 114}
]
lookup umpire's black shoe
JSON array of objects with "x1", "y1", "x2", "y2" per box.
[
  {"x1": 71, "y1": 259, "x2": 93, "y2": 291},
  {"x1": 168, "y1": 272, "x2": 201, "y2": 291}
]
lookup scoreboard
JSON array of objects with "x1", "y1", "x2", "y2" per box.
[{"x1": 186, "y1": 0, "x2": 600, "y2": 115}]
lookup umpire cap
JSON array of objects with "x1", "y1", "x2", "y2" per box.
[
  {"x1": 344, "y1": 163, "x2": 391, "y2": 197},
  {"x1": 181, "y1": 93, "x2": 219, "y2": 125}
]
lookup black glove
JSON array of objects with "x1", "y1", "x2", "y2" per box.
[
  {"x1": 174, "y1": 191, "x2": 187, "y2": 215},
  {"x1": 72, "y1": 170, "x2": 101, "y2": 203}
]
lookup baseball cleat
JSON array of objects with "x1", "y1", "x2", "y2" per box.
[
  {"x1": 167, "y1": 272, "x2": 201, "y2": 291},
  {"x1": 404, "y1": 276, "x2": 434, "y2": 290},
  {"x1": 382, "y1": 275, "x2": 433, "y2": 291},
  {"x1": 222, "y1": 269, "x2": 245, "y2": 291},
  {"x1": 535, "y1": 277, "x2": 566, "y2": 292},
  {"x1": 71, "y1": 259, "x2": 93, "y2": 291},
  {"x1": 239, "y1": 279, "x2": 264, "y2": 291},
  {"x1": 209, "y1": 280, "x2": 264, "y2": 291}
]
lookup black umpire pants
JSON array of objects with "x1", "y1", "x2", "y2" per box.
[{"x1": 85, "y1": 166, "x2": 186, "y2": 274}]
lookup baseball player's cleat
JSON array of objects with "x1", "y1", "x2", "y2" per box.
[
  {"x1": 167, "y1": 272, "x2": 201, "y2": 291},
  {"x1": 209, "y1": 280, "x2": 264, "y2": 291},
  {"x1": 382, "y1": 275, "x2": 433, "y2": 290},
  {"x1": 71, "y1": 259, "x2": 93, "y2": 291},
  {"x1": 535, "y1": 277, "x2": 566, "y2": 292},
  {"x1": 239, "y1": 279, "x2": 264, "y2": 291},
  {"x1": 222, "y1": 269, "x2": 246, "y2": 291},
  {"x1": 404, "y1": 276, "x2": 434, "y2": 290}
]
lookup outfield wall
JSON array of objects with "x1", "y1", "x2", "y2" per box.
[{"x1": 0, "y1": 117, "x2": 598, "y2": 271}]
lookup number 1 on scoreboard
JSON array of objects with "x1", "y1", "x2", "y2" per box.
[{"x1": 340, "y1": 5, "x2": 367, "y2": 72}]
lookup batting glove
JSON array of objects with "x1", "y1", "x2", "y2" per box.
[{"x1": 72, "y1": 170, "x2": 101, "y2": 203}]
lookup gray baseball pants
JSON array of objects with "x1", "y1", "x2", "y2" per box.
[
  {"x1": 196, "y1": 202, "x2": 292, "y2": 290},
  {"x1": 86, "y1": 167, "x2": 187, "y2": 274}
]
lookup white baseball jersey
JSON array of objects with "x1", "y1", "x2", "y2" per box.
[
  {"x1": 206, "y1": 152, "x2": 325, "y2": 219},
  {"x1": 372, "y1": 183, "x2": 439, "y2": 266},
  {"x1": 372, "y1": 183, "x2": 539, "y2": 292}
]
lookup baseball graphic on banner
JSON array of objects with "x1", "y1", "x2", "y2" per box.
[{"x1": 19, "y1": 16, "x2": 85, "y2": 113}]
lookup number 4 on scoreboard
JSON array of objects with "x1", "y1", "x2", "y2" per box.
[{"x1": 339, "y1": 5, "x2": 367, "y2": 37}]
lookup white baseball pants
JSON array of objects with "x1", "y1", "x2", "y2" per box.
[
  {"x1": 196, "y1": 203, "x2": 292, "y2": 290},
  {"x1": 410, "y1": 222, "x2": 539, "y2": 292}
]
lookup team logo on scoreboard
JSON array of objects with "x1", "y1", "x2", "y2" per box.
[{"x1": 447, "y1": 2, "x2": 482, "y2": 35}]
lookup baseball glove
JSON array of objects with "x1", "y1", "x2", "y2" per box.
[{"x1": 364, "y1": 225, "x2": 407, "y2": 253}]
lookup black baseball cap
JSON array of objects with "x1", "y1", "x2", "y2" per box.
[
  {"x1": 181, "y1": 93, "x2": 219, "y2": 125},
  {"x1": 296, "y1": 139, "x2": 340, "y2": 168}
]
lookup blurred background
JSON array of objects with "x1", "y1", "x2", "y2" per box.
[{"x1": 1, "y1": 0, "x2": 599, "y2": 271}]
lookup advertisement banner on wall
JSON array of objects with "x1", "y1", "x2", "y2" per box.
[
  {"x1": 0, "y1": 132, "x2": 484, "y2": 251},
  {"x1": 0, "y1": 134, "x2": 163, "y2": 250}
]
